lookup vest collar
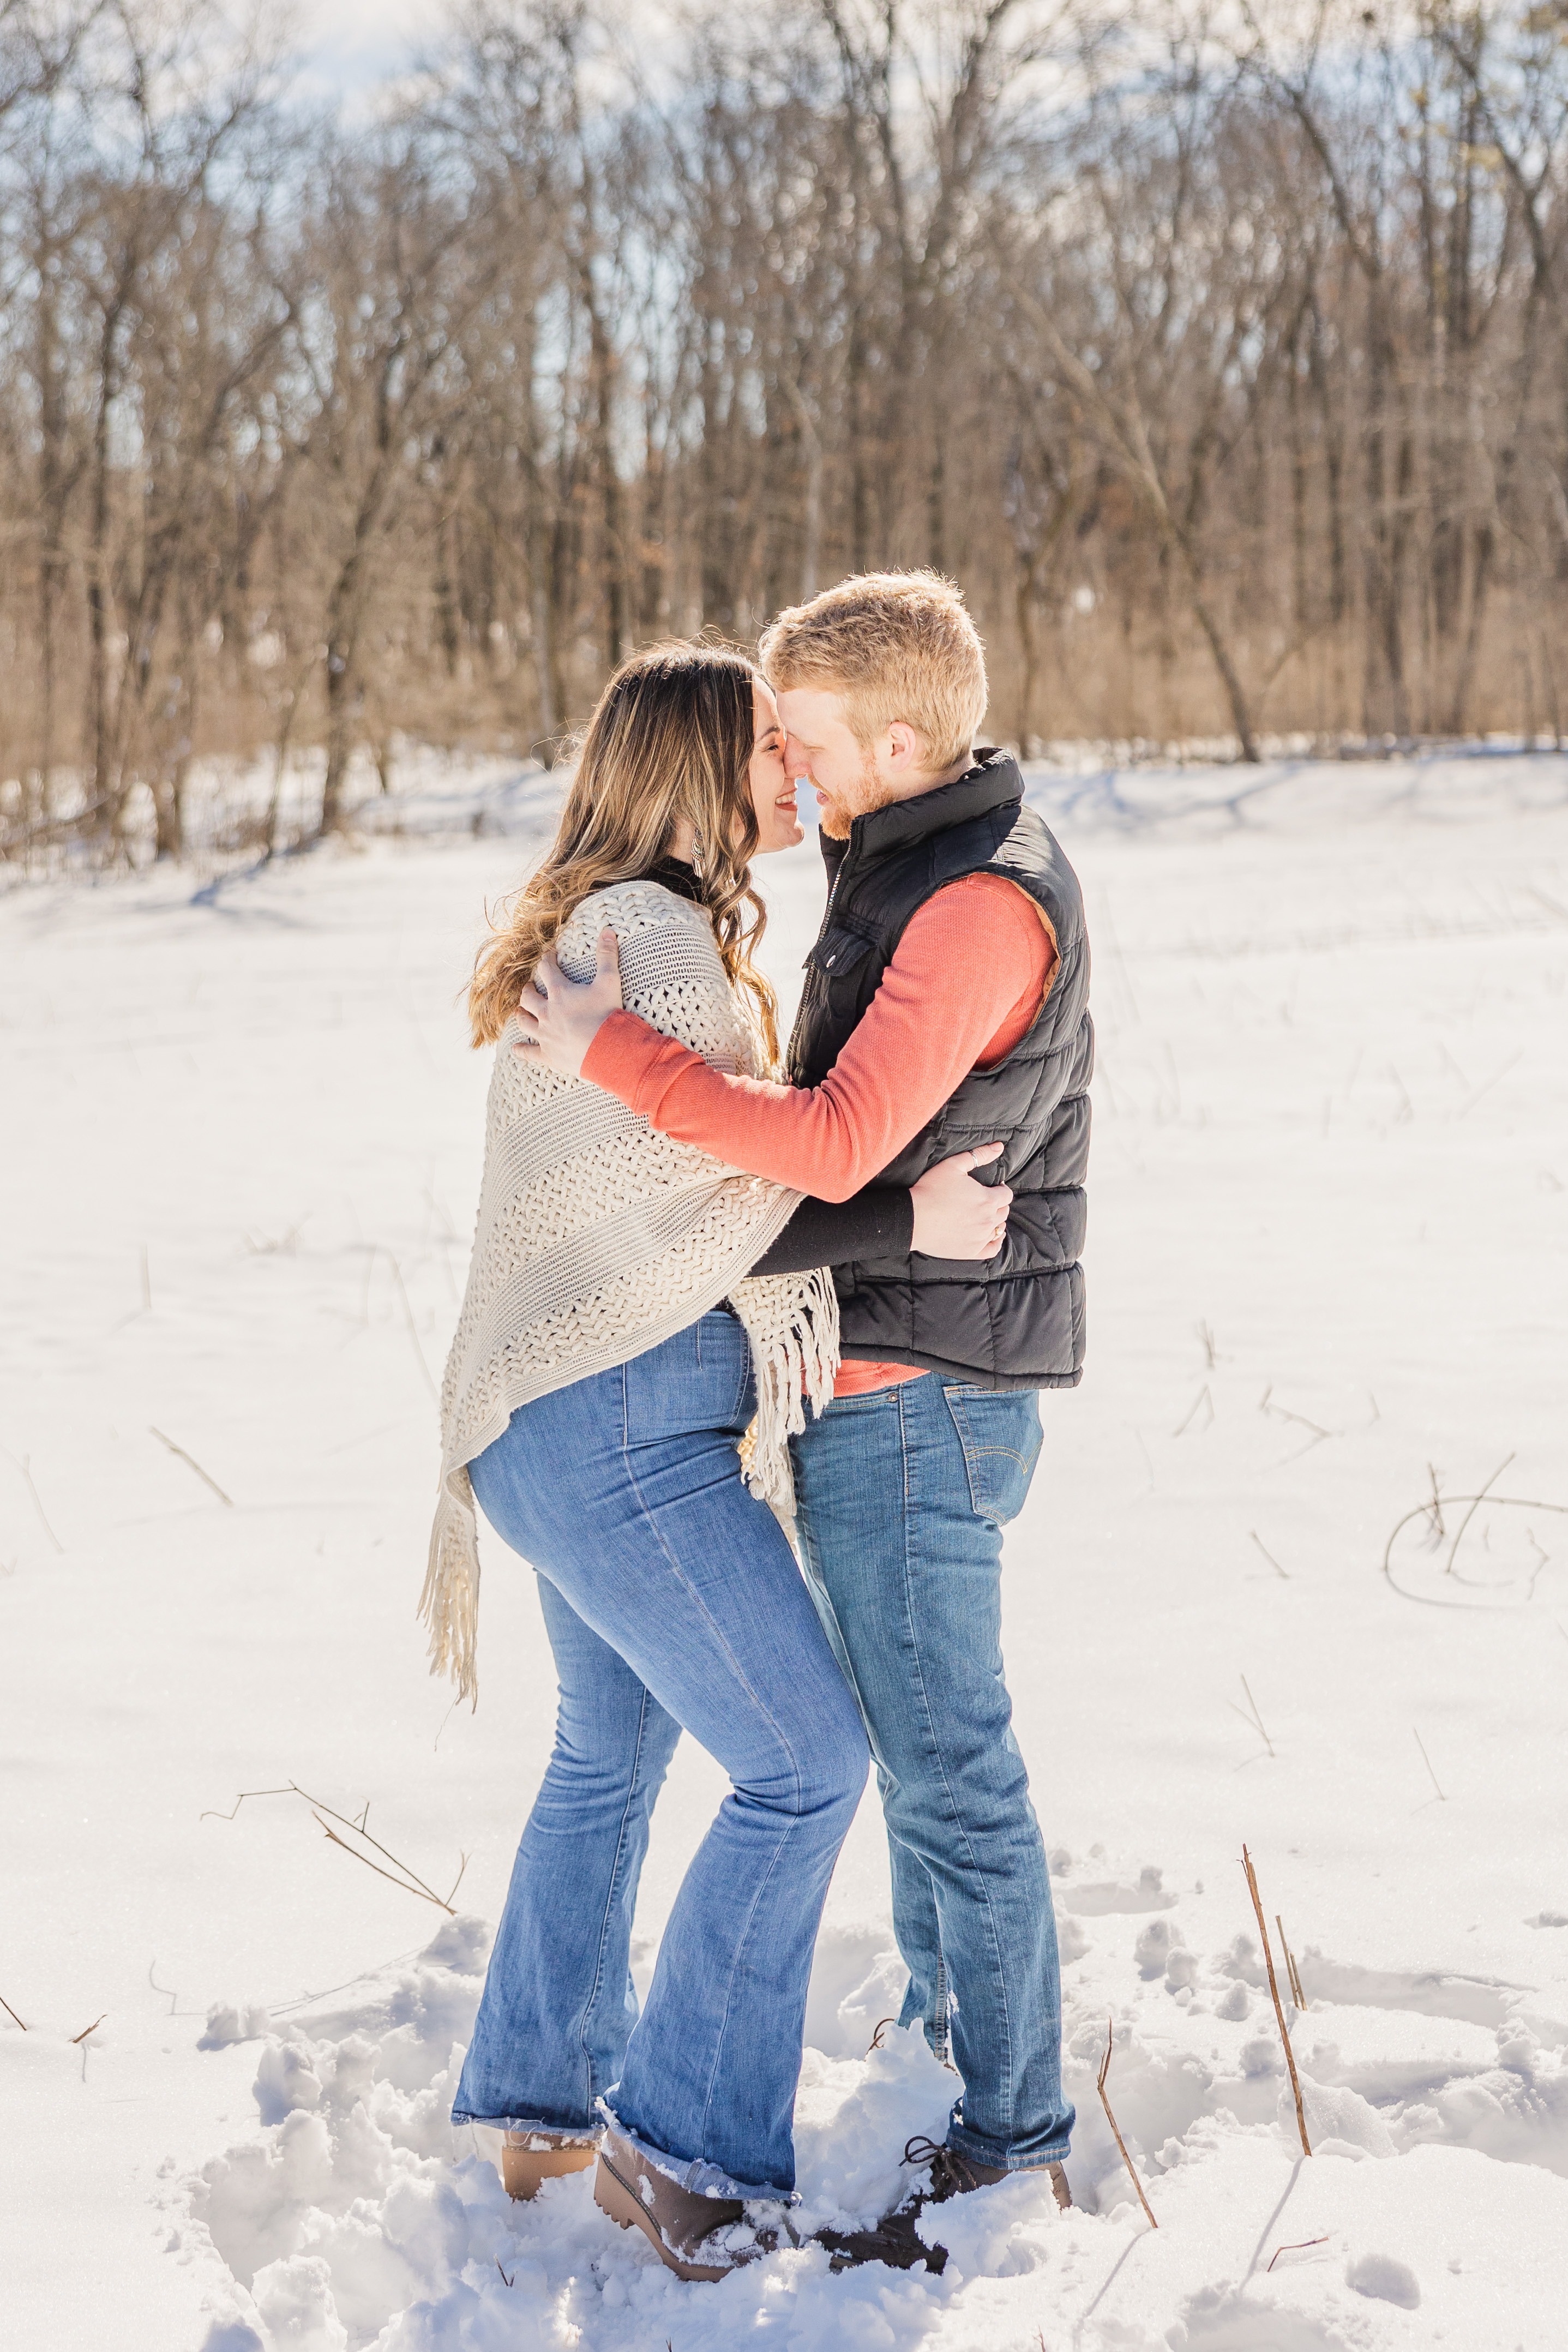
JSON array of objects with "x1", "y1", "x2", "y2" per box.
[{"x1": 843, "y1": 748, "x2": 1022, "y2": 865}]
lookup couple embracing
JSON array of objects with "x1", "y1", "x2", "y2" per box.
[{"x1": 425, "y1": 570, "x2": 1092, "y2": 2280}]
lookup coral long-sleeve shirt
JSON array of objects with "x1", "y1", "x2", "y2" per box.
[{"x1": 582, "y1": 871, "x2": 1057, "y2": 1395}]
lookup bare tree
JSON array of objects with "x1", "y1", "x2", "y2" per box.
[{"x1": 10, "y1": 0, "x2": 1568, "y2": 869}]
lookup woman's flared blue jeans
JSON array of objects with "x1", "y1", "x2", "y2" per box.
[{"x1": 450, "y1": 1312, "x2": 868, "y2": 2198}]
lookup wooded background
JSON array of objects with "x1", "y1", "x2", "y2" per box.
[{"x1": 7, "y1": 0, "x2": 1568, "y2": 859}]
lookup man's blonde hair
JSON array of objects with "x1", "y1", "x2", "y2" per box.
[{"x1": 758, "y1": 570, "x2": 988, "y2": 772}]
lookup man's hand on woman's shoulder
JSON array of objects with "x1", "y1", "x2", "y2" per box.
[{"x1": 514, "y1": 929, "x2": 624, "y2": 1079}]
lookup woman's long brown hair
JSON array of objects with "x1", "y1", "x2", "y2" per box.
[{"x1": 468, "y1": 641, "x2": 780, "y2": 1061}]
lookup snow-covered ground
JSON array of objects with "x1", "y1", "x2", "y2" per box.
[{"x1": 3, "y1": 749, "x2": 1566, "y2": 2351}]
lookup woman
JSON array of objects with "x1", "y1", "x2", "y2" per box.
[{"x1": 429, "y1": 643, "x2": 1009, "y2": 2281}]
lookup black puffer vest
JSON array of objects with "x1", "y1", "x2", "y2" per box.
[{"x1": 789, "y1": 751, "x2": 1092, "y2": 1389}]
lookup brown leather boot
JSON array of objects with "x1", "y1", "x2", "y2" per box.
[
  {"x1": 592, "y1": 2123, "x2": 798, "y2": 2282},
  {"x1": 502, "y1": 2129, "x2": 600, "y2": 2201},
  {"x1": 815, "y1": 2134, "x2": 1068, "y2": 2273},
  {"x1": 896, "y1": 2133, "x2": 1073, "y2": 2216}
]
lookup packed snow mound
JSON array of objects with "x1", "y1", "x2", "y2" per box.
[{"x1": 173, "y1": 1887, "x2": 1568, "y2": 2351}]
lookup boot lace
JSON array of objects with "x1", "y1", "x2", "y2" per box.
[{"x1": 900, "y1": 2134, "x2": 985, "y2": 2203}]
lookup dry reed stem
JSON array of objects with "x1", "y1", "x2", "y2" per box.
[
  {"x1": 3, "y1": 1449, "x2": 64, "y2": 1553},
  {"x1": 1097, "y1": 2017, "x2": 1158, "y2": 2229},
  {"x1": 1243, "y1": 1846, "x2": 1311, "y2": 2157},
  {"x1": 867, "y1": 2016, "x2": 897, "y2": 2053},
  {"x1": 1414, "y1": 1727, "x2": 1446, "y2": 1801},
  {"x1": 1267, "y1": 2235, "x2": 1329, "y2": 2272},
  {"x1": 1258, "y1": 1386, "x2": 1333, "y2": 1444},
  {"x1": 380, "y1": 1249, "x2": 438, "y2": 1401},
  {"x1": 309, "y1": 1811, "x2": 468, "y2": 1910},
  {"x1": 1173, "y1": 1384, "x2": 1213, "y2": 1437},
  {"x1": 149, "y1": 1426, "x2": 233, "y2": 1507},
  {"x1": 1276, "y1": 1915, "x2": 1306, "y2": 2008},
  {"x1": 70, "y1": 2013, "x2": 106, "y2": 2044},
  {"x1": 1445, "y1": 1455, "x2": 1516, "y2": 1576},
  {"x1": 1240, "y1": 1674, "x2": 1273, "y2": 1754},
  {"x1": 1, "y1": 1993, "x2": 26, "y2": 2030},
  {"x1": 1249, "y1": 1530, "x2": 1288, "y2": 1579},
  {"x1": 301, "y1": 1785, "x2": 467, "y2": 1909},
  {"x1": 202, "y1": 1781, "x2": 466, "y2": 1910},
  {"x1": 1229, "y1": 1675, "x2": 1275, "y2": 1757},
  {"x1": 1383, "y1": 1482, "x2": 1568, "y2": 1605},
  {"x1": 200, "y1": 1786, "x2": 294, "y2": 1820},
  {"x1": 1425, "y1": 1464, "x2": 1446, "y2": 1543}
]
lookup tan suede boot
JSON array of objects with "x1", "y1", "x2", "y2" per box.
[
  {"x1": 592, "y1": 2123, "x2": 798, "y2": 2282},
  {"x1": 502, "y1": 2129, "x2": 600, "y2": 2201}
]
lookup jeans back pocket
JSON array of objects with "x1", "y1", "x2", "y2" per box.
[
  {"x1": 940, "y1": 1385, "x2": 1043, "y2": 1525},
  {"x1": 622, "y1": 1311, "x2": 753, "y2": 1443}
]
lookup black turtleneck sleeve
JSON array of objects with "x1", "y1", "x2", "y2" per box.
[{"x1": 749, "y1": 1185, "x2": 913, "y2": 1275}]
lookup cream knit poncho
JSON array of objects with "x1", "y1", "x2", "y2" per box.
[{"x1": 423, "y1": 877, "x2": 840, "y2": 1704}]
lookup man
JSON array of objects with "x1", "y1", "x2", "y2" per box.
[{"x1": 524, "y1": 572, "x2": 1092, "y2": 2258}]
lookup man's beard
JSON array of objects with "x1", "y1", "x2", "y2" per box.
[{"x1": 815, "y1": 754, "x2": 896, "y2": 841}]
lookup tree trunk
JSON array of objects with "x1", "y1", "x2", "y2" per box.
[
  {"x1": 34, "y1": 250, "x2": 66, "y2": 824},
  {"x1": 585, "y1": 287, "x2": 623, "y2": 666},
  {"x1": 639, "y1": 387, "x2": 666, "y2": 636},
  {"x1": 1175, "y1": 538, "x2": 1259, "y2": 760},
  {"x1": 152, "y1": 771, "x2": 183, "y2": 860},
  {"x1": 927, "y1": 423, "x2": 946, "y2": 574},
  {"x1": 86, "y1": 308, "x2": 121, "y2": 843},
  {"x1": 848, "y1": 311, "x2": 870, "y2": 574},
  {"x1": 320, "y1": 646, "x2": 357, "y2": 835},
  {"x1": 1014, "y1": 550, "x2": 1038, "y2": 752},
  {"x1": 530, "y1": 567, "x2": 557, "y2": 763}
]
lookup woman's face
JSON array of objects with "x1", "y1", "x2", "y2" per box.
[{"x1": 747, "y1": 680, "x2": 804, "y2": 853}]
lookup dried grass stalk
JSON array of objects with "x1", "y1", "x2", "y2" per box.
[
  {"x1": 150, "y1": 1426, "x2": 233, "y2": 1507},
  {"x1": 1097, "y1": 2017, "x2": 1157, "y2": 2229},
  {"x1": 1243, "y1": 1845, "x2": 1311, "y2": 2157},
  {"x1": 1276, "y1": 1913, "x2": 1306, "y2": 2008},
  {"x1": 202, "y1": 1780, "x2": 467, "y2": 1910},
  {"x1": 1267, "y1": 2234, "x2": 1329, "y2": 2272}
]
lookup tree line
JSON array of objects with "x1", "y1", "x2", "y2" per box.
[{"x1": 6, "y1": 0, "x2": 1568, "y2": 861}]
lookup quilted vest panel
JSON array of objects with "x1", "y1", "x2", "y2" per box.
[{"x1": 787, "y1": 751, "x2": 1092, "y2": 1389}]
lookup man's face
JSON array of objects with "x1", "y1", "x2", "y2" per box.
[{"x1": 773, "y1": 686, "x2": 886, "y2": 839}]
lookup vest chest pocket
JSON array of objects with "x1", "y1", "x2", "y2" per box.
[{"x1": 804, "y1": 927, "x2": 878, "y2": 988}]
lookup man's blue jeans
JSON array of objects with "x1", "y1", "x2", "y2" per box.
[
  {"x1": 790, "y1": 1373, "x2": 1074, "y2": 2170},
  {"x1": 452, "y1": 1312, "x2": 869, "y2": 2198}
]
